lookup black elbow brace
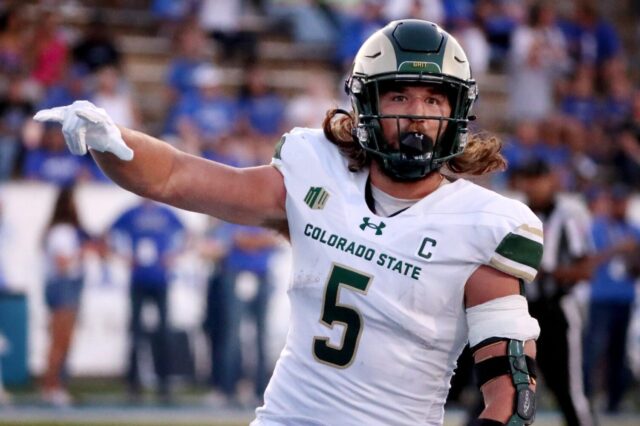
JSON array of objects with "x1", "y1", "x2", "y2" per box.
[{"x1": 472, "y1": 339, "x2": 537, "y2": 425}]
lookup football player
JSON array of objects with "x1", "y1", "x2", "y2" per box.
[{"x1": 35, "y1": 20, "x2": 542, "y2": 426}]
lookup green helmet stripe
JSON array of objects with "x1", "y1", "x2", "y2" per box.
[{"x1": 381, "y1": 20, "x2": 446, "y2": 73}]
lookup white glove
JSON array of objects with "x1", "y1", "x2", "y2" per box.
[{"x1": 33, "y1": 100, "x2": 134, "y2": 161}]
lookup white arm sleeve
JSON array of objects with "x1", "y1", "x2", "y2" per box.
[{"x1": 466, "y1": 295, "x2": 540, "y2": 348}]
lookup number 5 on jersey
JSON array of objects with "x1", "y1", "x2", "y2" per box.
[{"x1": 313, "y1": 264, "x2": 372, "y2": 368}]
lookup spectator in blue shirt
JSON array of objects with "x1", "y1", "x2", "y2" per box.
[
  {"x1": 109, "y1": 199, "x2": 186, "y2": 401},
  {"x1": 35, "y1": 66, "x2": 108, "y2": 183},
  {"x1": 173, "y1": 65, "x2": 239, "y2": 155},
  {"x1": 537, "y1": 116, "x2": 573, "y2": 189},
  {"x1": 443, "y1": 0, "x2": 475, "y2": 26},
  {"x1": 600, "y1": 58, "x2": 633, "y2": 131},
  {"x1": 238, "y1": 66, "x2": 286, "y2": 140},
  {"x1": 162, "y1": 25, "x2": 211, "y2": 136},
  {"x1": 502, "y1": 119, "x2": 544, "y2": 171},
  {"x1": 151, "y1": 0, "x2": 198, "y2": 36},
  {"x1": 334, "y1": 1, "x2": 386, "y2": 71},
  {"x1": 38, "y1": 65, "x2": 91, "y2": 112},
  {"x1": 0, "y1": 75, "x2": 33, "y2": 181},
  {"x1": 560, "y1": 65, "x2": 600, "y2": 128},
  {"x1": 203, "y1": 222, "x2": 279, "y2": 406},
  {"x1": 475, "y1": 0, "x2": 521, "y2": 67},
  {"x1": 22, "y1": 123, "x2": 89, "y2": 187},
  {"x1": 583, "y1": 185, "x2": 640, "y2": 413},
  {"x1": 559, "y1": 1, "x2": 621, "y2": 69},
  {"x1": 166, "y1": 32, "x2": 209, "y2": 99}
]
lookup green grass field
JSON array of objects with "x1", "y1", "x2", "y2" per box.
[{"x1": 1, "y1": 378, "x2": 638, "y2": 426}]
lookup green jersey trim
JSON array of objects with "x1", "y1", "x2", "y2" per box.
[
  {"x1": 490, "y1": 224, "x2": 543, "y2": 282},
  {"x1": 273, "y1": 135, "x2": 286, "y2": 160}
]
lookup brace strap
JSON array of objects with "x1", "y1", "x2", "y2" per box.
[
  {"x1": 475, "y1": 355, "x2": 537, "y2": 388},
  {"x1": 472, "y1": 339, "x2": 537, "y2": 425}
]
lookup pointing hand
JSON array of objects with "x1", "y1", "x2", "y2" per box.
[{"x1": 33, "y1": 100, "x2": 134, "y2": 161}]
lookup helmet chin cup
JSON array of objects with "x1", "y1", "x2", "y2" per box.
[
  {"x1": 380, "y1": 152, "x2": 440, "y2": 181},
  {"x1": 383, "y1": 132, "x2": 437, "y2": 181},
  {"x1": 357, "y1": 124, "x2": 440, "y2": 181}
]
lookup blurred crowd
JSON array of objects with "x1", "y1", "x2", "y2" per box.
[
  {"x1": 1, "y1": 0, "x2": 639, "y2": 192},
  {"x1": 0, "y1": 0, "x2": 639, "y2": 419}
]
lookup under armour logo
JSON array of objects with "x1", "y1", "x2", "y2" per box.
[{"x1": 359, "y1": 217, "x2": 386, "y2": 235}]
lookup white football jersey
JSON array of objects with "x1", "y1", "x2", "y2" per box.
[{"x1": 253, "y1": 128, "x2": 543, "y2": 426}]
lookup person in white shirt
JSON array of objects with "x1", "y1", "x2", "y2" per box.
[{"x1": 40, "y1": 187, "x2": 92, "y2": 407}]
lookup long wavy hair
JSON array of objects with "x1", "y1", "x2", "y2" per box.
[{"x1": 322, "y1": 108, "x2": 506, "y2": 176}]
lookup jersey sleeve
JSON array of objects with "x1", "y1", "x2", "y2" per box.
[
  {"x1": 271, "y1": 128, "x2": 312, "y2": 176},
  {"x1": 486, "y1": 202, "x2": 544, "y2": 283},
  {"x1": 270, "y1": 127, "x2": 347, "y2": 192}
]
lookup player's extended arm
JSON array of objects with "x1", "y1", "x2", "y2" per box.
[
  {"x1": 97, "y1": 127, "x2": 286, "y2": 226},
  {"x1": 34, "y1": 101, "x2": 286, "y2": 227},
  {"x1": 465, "y1": 265, "x2": 538, "y2": 425}
]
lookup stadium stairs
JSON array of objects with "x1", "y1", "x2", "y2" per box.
[{"x1": 33, "y1": 2, "x2": 640, "y2": 136}]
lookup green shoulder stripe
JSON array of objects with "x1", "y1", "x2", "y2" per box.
[
  {"x1": 495, "y1": 232, "x2": 543, "y2": 270},
  {"x1": 273, "y1": 135, "x2": 286, "y2": 160}
]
